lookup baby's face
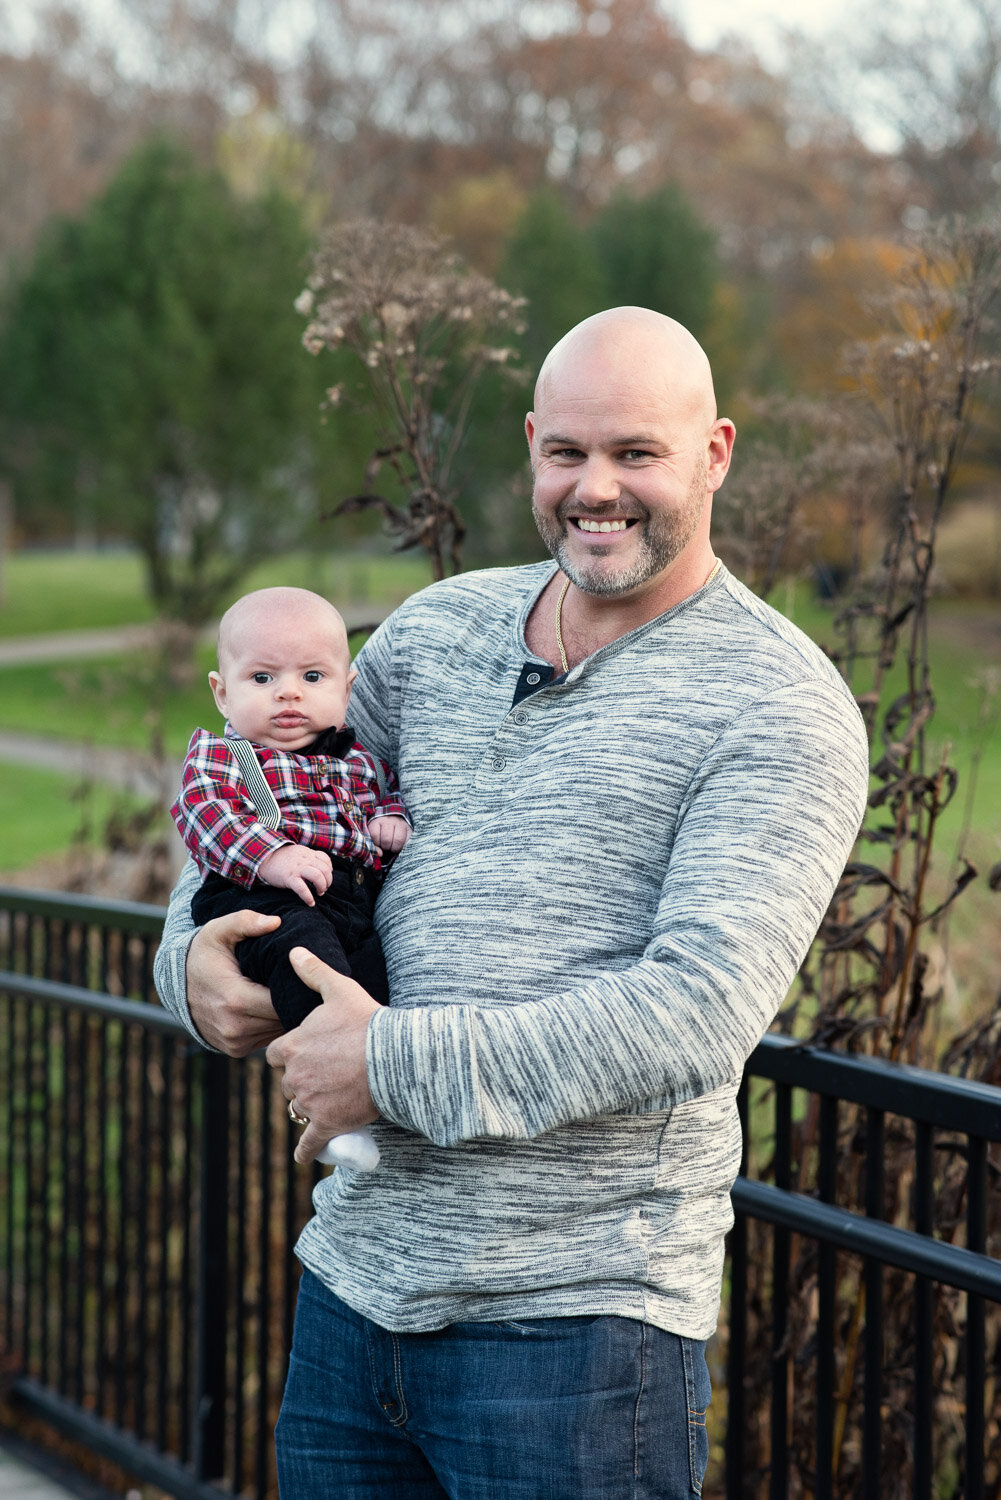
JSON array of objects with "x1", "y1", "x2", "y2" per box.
[{"x1": 209, "y1": 611, "x2": 356, "y2": 751}]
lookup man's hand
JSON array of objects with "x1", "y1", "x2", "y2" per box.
[
  {"x1": 186, "y1": 910, "x2": 285, "y2": 1055},
  {"x1": 368, "y1": 815, "x2": 411, "y2": 854},
  {"x1": 259, "y1": 843, "x2": 333, "y2": 904},
  {"x1": 266, "y1": 947, "x2": 380, "y2": 1164}
]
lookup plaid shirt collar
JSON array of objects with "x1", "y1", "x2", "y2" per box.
[{"x1": 223, "y1": 721, "x2": 357, "y2": 760}]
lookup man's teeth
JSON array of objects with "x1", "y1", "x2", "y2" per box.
[{"x1": 577, "y1": 519, "x2": 629, "y2": 533}]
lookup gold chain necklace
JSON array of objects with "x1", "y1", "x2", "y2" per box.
[
  {"x1": 555, "y1": 577, "x2": 571, "y2": 673},
  {"x1": 553, "y1": 559, "x2": 721, "y2": 675}
]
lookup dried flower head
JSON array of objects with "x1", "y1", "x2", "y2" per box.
[{"x1": 297, "y1": 219, "x2": 528, "y2": 580}]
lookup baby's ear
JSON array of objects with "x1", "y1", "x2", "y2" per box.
[
  {"x1": 208, "y1": 671, "x2": 227, "y2": 717},
  {"x1": 346, "y1": 667, "x2": 359, "y2": 695}
]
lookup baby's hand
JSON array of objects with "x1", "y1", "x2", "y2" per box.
[
  {"x1": 259, "y1": 844, "x2": 333, "y2": 905},
  {"x1": 368, "y1": 815, "x2": 411, "y2": 854}
]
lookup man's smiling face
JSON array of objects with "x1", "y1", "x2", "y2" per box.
[{"x1": 525, "y1": 312, "x2": 733, "y2": 603}]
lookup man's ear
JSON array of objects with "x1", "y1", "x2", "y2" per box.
[
  {"x1": 525, "y1": 411, "x2": 536, "y2": 457},
  {"x1": 706, "y1": 419, "x2": 736, "y2": 493},
  {"x1": 208, "y1": 670, "x2": 227, "y2": 718}
]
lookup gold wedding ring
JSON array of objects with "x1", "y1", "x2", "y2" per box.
[{"x1": 287, "y1": 1098, "x2": 310, "y2": 1127}]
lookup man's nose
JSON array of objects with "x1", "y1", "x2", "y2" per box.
[{"x1": 574, "y1": 457, "x2": 621, "y2": 505}]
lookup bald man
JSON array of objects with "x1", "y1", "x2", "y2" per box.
[{"x1": 155, "y1": 310, "x2": 869, "y2": 1499}]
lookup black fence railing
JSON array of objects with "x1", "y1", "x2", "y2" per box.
[
  {"x1": 0, "y1": 887, "x2": 315, "y2": 1500},
  {"x1": 1, "y1": 887, "x2": 999, "y2": 1500},
  {"x1": 726, "y1": 1036, "x2": 1001, "y2": 1500}
]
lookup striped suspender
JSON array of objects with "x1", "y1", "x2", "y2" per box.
[{"x1": 227, "y1": 737, "x2": 283, "y2": 830}]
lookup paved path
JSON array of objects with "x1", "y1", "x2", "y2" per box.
[
  {"x1": 0, "y1": 730, "x2": 182, "y2": 798},
  {"x1": 0, "y1": 1440, "x2": 114, "y2": 1500},
  {"x1": 0, "y1": 623, "x2": 167, "y2": 666},
  {"x1": 0, "y1": 606, "x2": 390, "y2": 668}
]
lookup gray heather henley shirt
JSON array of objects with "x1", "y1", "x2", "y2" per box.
[{"x1": 154, "y1": 561, "x2": 869, "y2": 1339}]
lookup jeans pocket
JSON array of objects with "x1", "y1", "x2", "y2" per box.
[{"x1": 681, "y1": 1335, "x2": 711, "y2": 1496}]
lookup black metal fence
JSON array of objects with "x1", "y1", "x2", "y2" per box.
[
  {"x1": 0, "y1": 886, "x2": 315, "y2": 1500},
  {"x1": 1, "y1": 886, "x2": 999, "y2": 1500},
  {"x1": 725, "y1": 1037, "x2": 1001, "y2": 1500}
]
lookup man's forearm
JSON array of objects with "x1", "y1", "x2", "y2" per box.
[
  {"x1": 153, "y1": 858, "x2": 210, "y2": 1044},
  {"x1": 153, "y1": 858, "x2": 212, "y2": 1043}
]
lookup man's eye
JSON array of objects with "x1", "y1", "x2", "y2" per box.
[
  {"x1": 622, "y1": 449, "x2": 651, "y2": 461},
  {"x1": 304, "y1": 671, "x2": 323, "y2": 683},
  {"x1": 252, "y1": 673, "x2": 271, "y2": 684}
]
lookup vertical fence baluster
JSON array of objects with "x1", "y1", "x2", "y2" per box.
[
  {"x1": 863, "y1": 1107, "x2": 884, "y2": 1500},
  {"x1": 232, "y1": 1065, "x2": 249, "y2": 1496},
  {"x1": 96, "y1": 1014, "x2": 110, "y2": 1421},
  {"x1": 193, "y1": 1050, "x2": 230, "y2": 1482},
  {"x1": 256, "y1": 1060, "x2": 275, "y2": 1500},
  {"x1": 135, "y1": 1026, "x2": 150, "y2": 1443},
  {"x1": 40, "y1": 952, "x2": 53, "y2": 1389},
  {"x1": 179, "y1": 1042, "x2": 196, "y2": 1469},
  {"x1": 1, "y1": 984, "x2": 13, "y2": 1350},
  {"x1": 914, "y1": 1120, "x2": 934, "y2": 1500},
  {"x1": 725, "y1": 1073, "x2": 749, "y2": 1500},
  {"x1": 769, "y1": 1081, "x2": 792, "y2": 1500},
  {"x1": 816, "y1": 1093, "x2": 838, "y2": 1500},
  {"x1": 114, "y1": 1019, "x2": 129, "y2": 1432},
  {"x1": 964, "y1": 1134, "x2": 986, "y2": 1500},
  {"x1": 155, "y1": 1030, "x2": 171, "y2": 1455}
]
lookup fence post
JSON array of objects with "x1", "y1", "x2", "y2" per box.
[{"x1": 193, "y1": 1050, "x2": 230, "y2": 1481}]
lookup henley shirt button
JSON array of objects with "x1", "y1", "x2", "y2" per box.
[
  {"x1": 526, "y1": 672, "x2": 541, "y2": 685},
  {"x1": 492, "y1": 756, "x2": 506, "y2": 771},
  {"x1": 513, "y1": 711, "x2": 528, "y2": 725}
]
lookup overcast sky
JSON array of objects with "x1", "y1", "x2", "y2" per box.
[{"x1": 671, "y1": 0, "x2": 844, "y2": 63}]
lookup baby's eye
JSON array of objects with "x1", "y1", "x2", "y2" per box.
[
  {"x1": 303, "y1": 670, "x2": 323, "y2": 683},
  {"x1": 252, "y1": 672, "x2": 272, "y2": 685}
]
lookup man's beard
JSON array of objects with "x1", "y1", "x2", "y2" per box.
[{"x1": 532, "y1": 461, "x2": 708, "y2": 598}]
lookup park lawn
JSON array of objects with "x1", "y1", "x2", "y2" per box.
[
  {"x1": 0, "y1": 759, "x2": 149, "y2": 875},
  {"x1": 0, "y1": 546, "x2": 433, "y2": 638},
  {"x1": 0, "y1": 550, "x2": 155, "y2": 636}
]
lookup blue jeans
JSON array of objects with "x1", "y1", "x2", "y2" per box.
[{"x1": 276, "y1": 1269, "x2": 711, "y2": 1499}]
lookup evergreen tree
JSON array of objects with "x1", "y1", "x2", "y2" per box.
[
  {"x1": 0, "y1": 137, "x2": 325, "y2": 625},
  {"x1": 589, "y1": 184, "x2": 717, "y2": 341},
  {"x1": 497, "y1": 189, "x2": 607, "y2": 368}
]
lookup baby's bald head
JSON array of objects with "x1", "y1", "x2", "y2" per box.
[{"x1": 217, "y1": 587, "x2": 350, "y2": 672}]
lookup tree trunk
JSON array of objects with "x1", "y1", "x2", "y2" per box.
[{"x1": 0, "y1": 479, "x2": 11, "y2": 608}]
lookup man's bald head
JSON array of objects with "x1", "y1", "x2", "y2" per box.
[
  {"x1": 533, "y1": 307, "x2": 719, "y2": 432},
  {"x1": 217, "y1": 587, "x2": 350, "y2": 670}
]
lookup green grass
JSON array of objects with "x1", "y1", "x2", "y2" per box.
[
  {"x1": 0, "y1": 760, "x2": 148, "y2": 875},
  {"x1": 774, "y1": 585, "x2": 1001, "y2": 843},
  {"x1": 0, "y1": 550, "x2": 155, "y2": 636},
  {"x1": 0, "y1": 546, "x2": 433, "y2": 638}
]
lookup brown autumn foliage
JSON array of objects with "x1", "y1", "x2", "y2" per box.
[{"x1": 721, "y1": 219, "x2": 1001, "y2": 1500}]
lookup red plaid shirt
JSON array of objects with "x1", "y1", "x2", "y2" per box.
[{"x1": 171, "y1": 724, "x2": 410, "y2": 889}]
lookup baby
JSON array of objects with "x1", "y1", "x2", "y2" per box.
[{"x1": 170, "y1": 585, "x2": 411, "y2": 1169}]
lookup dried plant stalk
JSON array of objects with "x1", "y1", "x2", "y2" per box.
[
  {"x1": 727, "y1": 220, "x2": 1001, "y2": 1500},
  {"x1": 298, "y1": 218, "x2": 526, "y2": 579}
]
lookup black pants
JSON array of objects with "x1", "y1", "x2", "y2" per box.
[{"x1": 191, "y1": 860, "x2": 389, "y2": 1031}]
